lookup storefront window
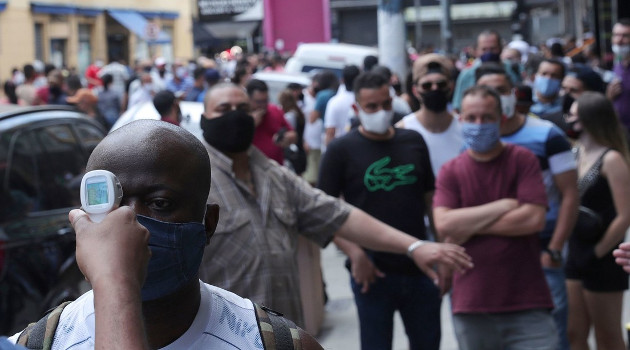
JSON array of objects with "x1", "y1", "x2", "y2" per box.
[
  {"x1": 160, "y1": 26, "x2": 174, "y2": 62},
  {"x1": 50, "y1": 39, "x2": 66, "y2": 69},
  {"x1": 34, "y1": 23, "x2": 44, "y2": 61},
  {"x1": 78, "y1": 24, "x2": 92, "y2": 75}
]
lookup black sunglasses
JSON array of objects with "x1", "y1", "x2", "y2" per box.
[{"x1": 419, "y1": 80, "x2": 448, "y2": 91}]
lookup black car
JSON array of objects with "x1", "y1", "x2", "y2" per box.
[{"x1": 0, "y1": 105, "x2": 106, "y2": 335}]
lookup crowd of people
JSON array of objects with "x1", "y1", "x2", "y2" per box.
[{"x1": 4, "y1": 18, "x2": 630, "y2": 350}]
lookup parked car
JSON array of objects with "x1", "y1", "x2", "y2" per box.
[
  {"x1": 251, "y1": 72, "x2": 311, "y2": 105},
  {"x1": 284, "y1": 42, "x2": 378, "y2": 77},
  {"x1": 110, "y1": 101, "x2": 204, "y2": 140},
  {"x1": 0, "y1": 105, "x2": 106, "y2": 336}
]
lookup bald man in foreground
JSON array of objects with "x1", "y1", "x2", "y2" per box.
[
  {"x1": 10, "y1": 120, "x2": 324, "y2": 349},
  {"x1": 197, "y1": 83, "x2": 473, "y2": 327}
]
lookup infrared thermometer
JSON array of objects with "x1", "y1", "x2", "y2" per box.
[{"x1": 79, "y1": 170, "x2": 123, "y2": 223}]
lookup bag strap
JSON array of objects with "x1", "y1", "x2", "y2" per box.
[
  {"x1": 16, "y1": 301, "x2": 72, "y2": 350},
  {"x1": 253, "y1": 303, "x2": 301, "y2": 350}
]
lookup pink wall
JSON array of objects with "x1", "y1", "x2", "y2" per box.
[{"x1": 263, "y1": 0, "x2": 331, "y2": 52}]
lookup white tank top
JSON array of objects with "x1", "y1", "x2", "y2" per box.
[{"x1": 401, "y1": 113, "x2": 464, "y2": 177}]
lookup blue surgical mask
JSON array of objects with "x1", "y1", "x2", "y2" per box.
[
  {"x1": 137, "y1": 215, "x2": 207, "y2": 301},
  {"x1": 462, "y1": 122, "x2": 501, "y2": 153},
  {"x1": 534, "y1": 76, "x2": 561, "y2": 98}
]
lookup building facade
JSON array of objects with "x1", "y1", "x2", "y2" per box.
[{"x1": 0, "y1": 0, "x2": 193, "y2": 80}]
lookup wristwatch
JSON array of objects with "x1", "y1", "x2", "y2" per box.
[{"x1": 544, "y1": 248, "x2": 563, "y2": 263}]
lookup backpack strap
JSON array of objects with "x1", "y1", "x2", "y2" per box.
[
  {"x1": 16, "y1": 301, "x2": 72, "y2": 350},
  {"x1": 253, "y1": 303, "x2": 301, "y2": 350}
]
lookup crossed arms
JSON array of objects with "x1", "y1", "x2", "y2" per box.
[{"x1": 434, "y1": 199, "x2": 546, "y2": 245}]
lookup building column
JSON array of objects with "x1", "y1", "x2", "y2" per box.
[
  {"x1": 94, "y1": 13, "x2": 107, "y2": 61},
  {"x1": 67, "y1": 14, "x2": 79, "y2": 70}
]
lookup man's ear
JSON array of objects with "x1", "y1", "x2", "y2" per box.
[
  {"x1": 351, "y1": 103, "x2": 359, "y2": 115},
  {"x1": 204, "y1": 203, "x2": 220, "y2": 245},
  {"x1": 412, "y1": 84, "x2": 421, "y2": 99}
]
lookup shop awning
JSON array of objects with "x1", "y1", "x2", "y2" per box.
[
  {"x1": 193, "y1": 21, "x2": 222, "y2": 46},
  {"x1": 31, "y1": 3, "x2": 102, "y2": 16},
  {"x1": 203, "y1": 21, "x2": 259, "y2": 39},
  {"x1": 140, "y1": 11, "x2": 179, "y2": 20},
  {"x1": 108, "y1": 10, "x2": 171, "y2": 44}
]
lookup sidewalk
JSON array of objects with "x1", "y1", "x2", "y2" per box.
[{"x1": 315, "y1": 242, "x2": 630, "y2": 350}]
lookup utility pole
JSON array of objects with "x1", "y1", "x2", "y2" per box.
[
  {"x1": 414, "y1": 0, "x2": 422, "y2": 51},
  {"x1": 378, "y1": 0, "x2": 407, "y2": 85},
  {"x1": 440, "y1": 0, "x2": 453, "y2": 54}
]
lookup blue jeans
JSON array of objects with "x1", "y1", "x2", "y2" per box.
[
  {"x1": 350, "y1": 272, "x2": 441, "y2": 350},
  {"x1": 544, "y1": 266, "x2": 569, "y2": 350}
]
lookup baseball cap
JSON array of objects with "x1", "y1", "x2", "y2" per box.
[{"x1": 412, "y1": 53, "x2": 454, "y2": 82}]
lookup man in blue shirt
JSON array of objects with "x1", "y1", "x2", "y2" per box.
[{"x1": 452, "y1": 30, "x2": 521, "y2": 112}]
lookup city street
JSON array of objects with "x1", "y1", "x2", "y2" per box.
[{"x1": 317, "y1": 238, "x2": 630, "y2": 350}]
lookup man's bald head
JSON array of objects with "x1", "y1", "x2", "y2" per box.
[
  {"x1": 202, "y1": 82, "x2": 251, "y2": 120},
  {"x1": 88, "y1": 120, "x2": 211, "y2": 210}
]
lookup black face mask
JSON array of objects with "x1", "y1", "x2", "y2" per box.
[
  {"x1": 392, "y1": 83, "x2": 402, "y2": 95},
  {"x1": 565, "y1": 119, "x2": 582, "y2": 140},
  {"x1": 562, "y1": 94, "x2": 575, "y2": 114},
  {"x1": 420, "y1": 89, "x2": 449, "y2": 112},
  {"x1": 200, "y1": 110, "x2": 255, "y2": 153}
]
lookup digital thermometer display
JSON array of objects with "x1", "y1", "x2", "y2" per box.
[{"x1": 87, "y1": 181, "x2": 109, "y2": 205}]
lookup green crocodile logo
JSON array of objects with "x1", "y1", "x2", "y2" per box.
[{"x1": 364, "y1": 156, "x2": 417, "y2": 192}]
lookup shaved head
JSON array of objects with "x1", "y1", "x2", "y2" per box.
[{"x1": 88, "y1": 120, "x2": 211, "y2": 214}]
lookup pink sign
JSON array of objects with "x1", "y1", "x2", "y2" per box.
[{"x1": 263, "y1": 0, "x2": 331, "y2": 52}]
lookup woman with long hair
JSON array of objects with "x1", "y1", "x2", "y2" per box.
[
  {"x1": 564, "y1": 91, "x2": 630, "y2": 350},
  {"x1": 278, "y1": 89, "x2": 306, "y2": 175}
]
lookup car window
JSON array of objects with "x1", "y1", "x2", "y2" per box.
[
  {"x1": 31, "y1": 124, "x2": 86, "y2": 211},
  {"x1": 301, "y1": 65, "x2": 343, "y2": 78},
  {"x1": 1, "y1": 130, "x2": 39, "y2": 222},
  {"x1": 74, "y1": 122, "x2": 105, "y2": 156}
]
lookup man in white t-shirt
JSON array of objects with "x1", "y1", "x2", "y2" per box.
[
  {"x1": 324, "y1": 65, "x2": 360, "y2": 145},
  {"x1": 9, "y1": 121, "x2": 323, "y2": 350},
  {"x1": 396, "y1": 53, "x2": 463, "y2": 177}
]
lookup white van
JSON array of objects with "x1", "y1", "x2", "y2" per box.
[{"x1": 284, "y1": 43, "x2": 378, "y2": 77}]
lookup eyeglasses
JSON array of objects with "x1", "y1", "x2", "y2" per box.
[{"x1": 418, "y1": 80, "x2": 448, "y2": 91}]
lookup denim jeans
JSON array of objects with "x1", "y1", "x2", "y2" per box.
[
  {"x1": 350, "y1": 272, "x2": 441, "y2": 350},
  {"x1": 453, "y1": 309, "x2": 558, "y2": 350},
  {"x1": 544, "y1": 266, "x2": 569, "y2": 350}
]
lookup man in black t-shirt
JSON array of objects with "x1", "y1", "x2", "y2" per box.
[{"x1": 318, "y1": 72, "x2": 440, "y2": 350}]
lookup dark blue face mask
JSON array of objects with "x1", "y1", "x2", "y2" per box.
[
  {"x1": 480, "y1": 52, "x2": 501, "y2": 63},
  {"x1": 136, "y1": 215, "x2": 207, "y2": 301}
]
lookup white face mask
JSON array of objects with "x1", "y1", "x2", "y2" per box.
[
  {"x1": 175, "y1": 66, "x2": 187, "y2": 79},
  {"x1": 612, "y1": 44, "x2": 630, "y2": 59},
  {"x1": 143, "y1": 83, "x2": 153, "y2": 92},
  {"x1": 357, "y1": 106, "x2": 394, "y2": 134},
  {"x1": 500, "y1": 91, "x2": 516, "y2": 119}
]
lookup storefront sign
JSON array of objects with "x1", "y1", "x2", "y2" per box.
[{"x1": 197, "y1": 0, "x2": 257, "y2": 21}]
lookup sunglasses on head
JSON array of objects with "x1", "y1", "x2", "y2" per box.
[{"x1": 419, "y1": 80, "x2": 448, "y2": 91}]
